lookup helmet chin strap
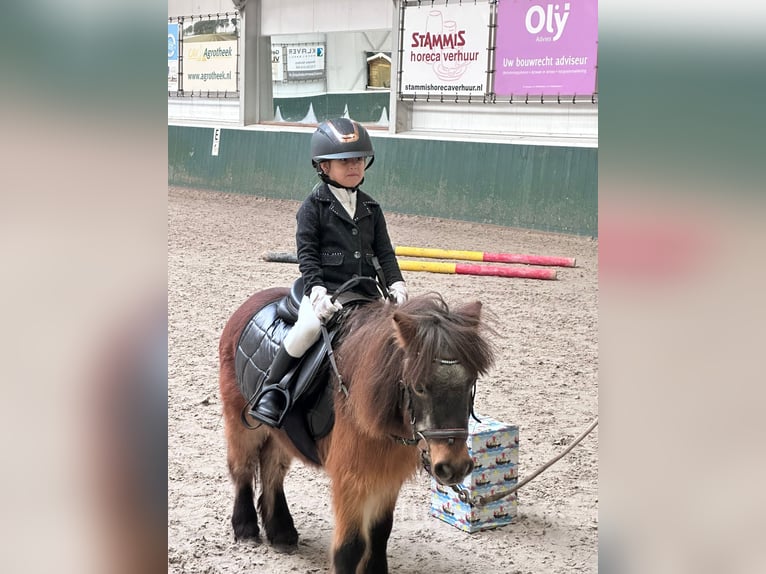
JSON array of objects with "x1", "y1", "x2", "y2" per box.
[
  {"x1": 318, "y1": 172, "x2": 364, "y2": 191},
  {"x1": 316, "y1": 156, "x2": 375, "y2": 191}
]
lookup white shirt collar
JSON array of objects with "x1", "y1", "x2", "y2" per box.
[{"x1": 328, "y1": 184, "x2": 357, "y2": 218}]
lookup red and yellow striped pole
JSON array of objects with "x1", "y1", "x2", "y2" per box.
[
  {"x1": 395, "y1": 246, "x2": 576, "y2": 268},
  {"x1": 397, "y1": 259, "x2": 557, "y2": 280}
]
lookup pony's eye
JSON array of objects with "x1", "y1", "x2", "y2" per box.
[{"x1": 413, "y1": 383, "x2": 427, "y2": 395}]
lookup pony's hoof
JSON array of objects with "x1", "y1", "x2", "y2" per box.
[
  {"x1": 232, "y1": 519, "x2": 261, "y2": 541},
  {"x1": 267, "y1": 527, "x2": 299, "y2": 547}
]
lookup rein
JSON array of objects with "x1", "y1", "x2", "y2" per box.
[
  {"x1": 322, "y1": 275, "x2": 386, "y2": 398},
  {"x1": 321, "y1": 323, "x2": 348, "y2": 397}
]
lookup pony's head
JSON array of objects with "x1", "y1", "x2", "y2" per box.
[{"x1": 392, "y1": 295, "x2": 495, "y2": 485}]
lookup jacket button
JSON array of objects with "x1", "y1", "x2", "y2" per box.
[
  {"x1": 351, "y1": 228, "x2": 358, "y2": 235},
  {"x1": 354, "y1": 251, "x2": 361, "y2": 259}
]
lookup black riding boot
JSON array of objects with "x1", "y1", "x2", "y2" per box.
[{"x1": 249, "y1": 344, "x2": 300, "y2": 428}]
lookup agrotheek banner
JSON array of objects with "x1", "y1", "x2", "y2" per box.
[{"x1": 183, "y1": 35, "x2": 238, "y2": 92}]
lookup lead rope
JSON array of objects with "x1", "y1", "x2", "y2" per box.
[{"x1": 452, "y1": 416, "x2": 598, "y2": 507}]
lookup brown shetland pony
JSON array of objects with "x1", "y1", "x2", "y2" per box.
[{"x1": 219, "y1": 288, "x2": 495, "y2": 574}]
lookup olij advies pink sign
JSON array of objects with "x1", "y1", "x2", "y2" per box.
[{"x1": 494, "y1": 0, "x2": 598, "y2": 96}]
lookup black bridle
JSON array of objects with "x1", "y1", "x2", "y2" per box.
[
  {"x1": 322, "y1": 277, "x2": 480, "y2": 478},
  {"x1": 390, "y1": 361, "x2": 480, "y2": 477}
]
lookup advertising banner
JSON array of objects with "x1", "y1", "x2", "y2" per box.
[
  {"x1": 400, "y1": 1, "x2": 491, "y2": 96},
  {"x1": 183, "y1": 36, "x2": 238, "y2": 92},
  {"x1": 168, "y1": 23, "x2": 179, "y2": 91},
  {"x1": 286, "y1": 45, "x2": 325, "y2": 80},
  {"x1": 494, "y1": 0, "x2": 597, "y2": 96}
]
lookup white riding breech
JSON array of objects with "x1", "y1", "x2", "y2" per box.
[{"x1": 282, "y1": 295, "x2": 322, "y2": 358}]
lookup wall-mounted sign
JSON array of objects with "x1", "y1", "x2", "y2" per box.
[
  {"x1": 272, "y1": 45, "x2": 284, "y2": 82},
  {"x1": 400, "y1": 1, "x2": 491, "y2": 96},
  {"x1": 212, "y1": 128, "x2": 221, "y2": 156},
  {"x1": 168, "y1": 23, "x2": 179, "y2": 91},
  {"x1": 286, "y1": 45, "x2": 325, "y2": 80},
  {"x1": 183, "y1": 34, "x2": 238, "y2": 92},
  {"x1": 494, "y1": 0, "x2": 598, "y2": 96}
]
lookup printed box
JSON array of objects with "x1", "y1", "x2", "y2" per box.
[{"x1": 429, "y1": 414, "x2": 519, "y2": 533}]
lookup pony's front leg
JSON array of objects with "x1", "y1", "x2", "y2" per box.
[
  {"x1": 364, "y1": 507, "x2": 394, "y2": 574},
  {"x1": 331, "y1": 483, "x2": 397, "y2": 574}
]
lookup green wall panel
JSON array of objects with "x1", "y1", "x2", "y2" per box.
[{"x1": 168, "y1": 125, "x2": 597, "y2": 236}]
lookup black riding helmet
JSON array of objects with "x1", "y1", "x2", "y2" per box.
[{"x1": 311, "y1": 118, "x2": 375, "y2": 189}]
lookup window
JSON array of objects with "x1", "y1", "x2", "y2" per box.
[{"x1": 270, "y1": 31, "x2": 392, "y2": 126}]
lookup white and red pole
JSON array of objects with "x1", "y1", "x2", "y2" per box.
[
  {"x1": 397, "y1": 259, "x2": 557, "y2": 280},
  {"x1": 395, "y1": 246, "x2": 576, "y2": 268}
]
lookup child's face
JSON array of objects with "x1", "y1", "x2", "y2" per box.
[{"x1": 321, "y1": 158, "x2": 366, "y2": 188}]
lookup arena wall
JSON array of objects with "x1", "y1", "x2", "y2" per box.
[{"x1": 168, "y1": 125, "x2": 597, "y2": 236}]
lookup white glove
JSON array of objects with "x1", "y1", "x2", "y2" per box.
[
  {"x1": 389, "y1": 281, "x2": 408, "y2": 305},
  {"x1": 310, "y1": 285, "x2": 343, "y2": 321}
]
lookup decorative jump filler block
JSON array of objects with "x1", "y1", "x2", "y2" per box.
[{"x1": 429, "y1": 414, "x2": 519, "y2": 533}]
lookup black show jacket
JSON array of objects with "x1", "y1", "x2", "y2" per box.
[{"x1": 295, "y1": 183, "x2": 404, "y2": 298}]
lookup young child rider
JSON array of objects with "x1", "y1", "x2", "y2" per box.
[{"x1": 249, "y1": 118, "x2": 408, "y2": 427}]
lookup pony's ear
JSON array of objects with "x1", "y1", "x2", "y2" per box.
[
  {"x1": 392, "y1": 311, "x2": 418, "y2": 348},
  {"x1": 456, "y1": 300, "x2": 482, "y2": 326}
]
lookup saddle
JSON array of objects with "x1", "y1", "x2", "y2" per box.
[{"x1": 234, "y1": 277, "x2": 375, "y2": 465}]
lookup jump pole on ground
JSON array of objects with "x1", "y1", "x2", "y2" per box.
[
  {"x1": 262, "y1": 251, "x2": 299, "y2": 264},
  {"x1": 261, "y1": 252, "x2": 557, "y2": 280},
  {"x1": 395, "y1": 246, "x2": 576, "y2": 268},
  {"x1": 397, "y1": 259, "x2": 557, "y2": 280}
]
